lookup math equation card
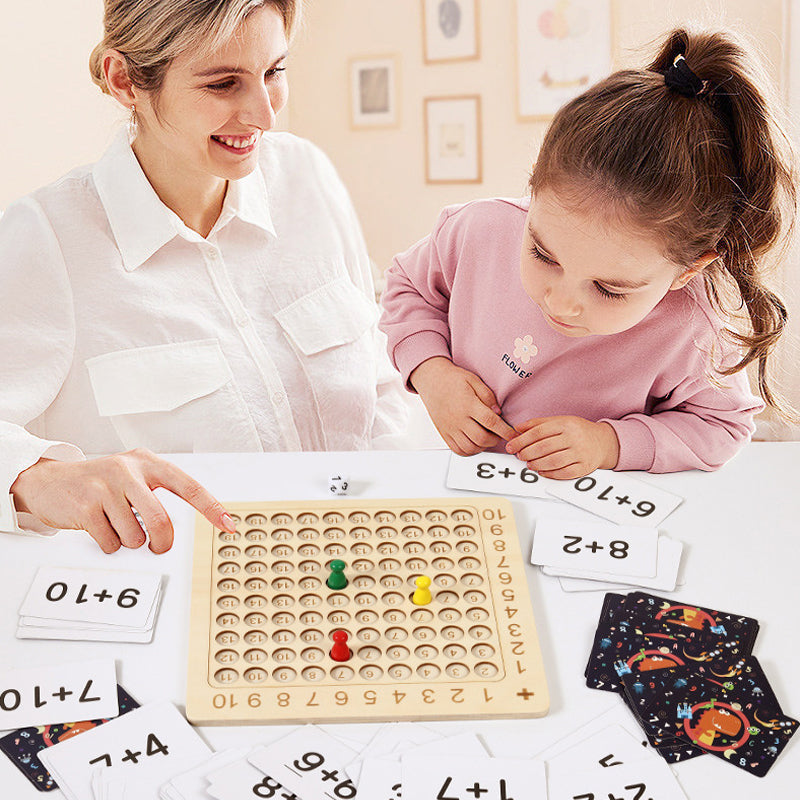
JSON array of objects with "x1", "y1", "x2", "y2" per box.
[
  {"x1": 0, "y1": 658, "x2": 118, "y2": 730},
  {"x1": 38, "y1": 700, "x2": 210, "y2": 800},
  {"x1": 446, "y1": 453, "x2": 555, "y2": 498},
  {"x1": 401, "y1": 755, "x2": 546, "y2": 800},
  {"x1": 544, "y1": 470, "x2": 683, "y2": 526}
]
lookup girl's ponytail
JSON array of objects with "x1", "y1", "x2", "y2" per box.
[
  {"x1": 531, "y1": 26, "x2": 798, "y2": 414},
  {"x1": 649, "y1": 29, "x2": 797, "y2": 412}
]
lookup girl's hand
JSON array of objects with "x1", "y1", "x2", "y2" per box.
[
  {"x1": 410, "y1": 357, "x2": 517, "y2": 456},
  {"x1": 505, "y1": 416, "x2": 620, "y2": 479},
  {"x1": 9, "y1": 449, "x2": 235, "y2": 554}
]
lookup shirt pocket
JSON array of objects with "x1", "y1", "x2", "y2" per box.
[
  {"x1": 274, "y1": 276, "x2": 378, "y2": 448},
  {"x1": 85, "y1": 339, "x2": 261, "y2": 453}
]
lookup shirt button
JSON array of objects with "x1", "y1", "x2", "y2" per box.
[
  {"x1": 236, "y1": 315, "x2": 249, "y2": 327},
  {"x1": 272, "y1": 392, "x2": 284, "y2": 405}
]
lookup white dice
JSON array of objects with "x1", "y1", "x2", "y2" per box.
[{"x1": 328, "y1": 474, "x2": 349, "y2": 496}]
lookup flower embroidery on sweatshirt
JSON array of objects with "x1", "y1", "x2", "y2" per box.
[{"x1": 513, "y1": 335, "x2": 538, "y2": 364}]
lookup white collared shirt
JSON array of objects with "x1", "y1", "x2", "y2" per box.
[{"x1": 0, "y1": 130, "x2": 408, "y2": 533}]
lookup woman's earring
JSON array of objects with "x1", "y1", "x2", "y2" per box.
[{"x1": 127, "y1": 105, "x2": 139, "y2": 144}]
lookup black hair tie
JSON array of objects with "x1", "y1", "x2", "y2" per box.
[{"x1": 664, "y1": 54, "x2": 708, "y2": 97}]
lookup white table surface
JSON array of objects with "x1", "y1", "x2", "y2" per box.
[{"x1": 1, "y1": 443, "x2": 798, "y2": 798}]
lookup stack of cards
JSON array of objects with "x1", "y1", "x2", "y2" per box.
[
  {"x1": 585, "y1": 591, "x2": 798, "y2": 775},
  {"x1": 163, "y1": 724, "x2": 547, "y2": 800},
  {"x1": 531, "y1": 516, "x2": 684, "y2": 592},
  {"x1": 0, "y1": 655, "x2": 139, "y2": 792},
  {"x1": 39, "y1": 701, "x2": 211, "y2": 800},
  {"x1": 158, "y1": 720, "x2": 695, "y2": 800},
  {"x1": 447, "y1": 453, "x2": 685, "y2": 592},
  {"x1": 17, "y1": 566, "x2": 163, "y2": 643}
]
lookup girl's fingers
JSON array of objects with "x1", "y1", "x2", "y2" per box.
[
  {"x1": 515, "y1": 434, "x2": 568, "y2": 463},
  {"x1": 507, "y1": 424, "x2": 561, "y2": 454},
  {"x1": 538, "y1": 462, "x2": 590, "y2": 481},
  {"x1": 526, "y1": 450, "x2": 577, "y2": 473}
]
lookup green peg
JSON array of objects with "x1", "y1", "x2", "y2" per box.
[{"x1": 327, "y1": 559, "x2": 348, "y2": 590}]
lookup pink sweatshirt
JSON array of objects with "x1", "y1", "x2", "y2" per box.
[{"x1": 380, "y1": 197, "x2": 764, "y2": 472}]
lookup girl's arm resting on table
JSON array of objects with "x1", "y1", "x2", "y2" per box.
[{"x1": 602, "y1": 364, "x2": 763, "y2": 473}]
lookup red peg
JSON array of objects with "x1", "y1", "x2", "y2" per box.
[{"x1": 330, "y1": 630, "x2": 351, "y2": 662}]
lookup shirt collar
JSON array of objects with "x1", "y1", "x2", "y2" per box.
[{"x1": 92, "y1": 129, "x2": 276, "y2": 272}]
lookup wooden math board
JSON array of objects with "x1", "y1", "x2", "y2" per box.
[{"x1": 186, "y1": 498, "x2": 549, "y2": 724}]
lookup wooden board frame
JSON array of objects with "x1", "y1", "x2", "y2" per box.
[{"x1": 187, "y1": 497, "x2": 548, "y2": 725}]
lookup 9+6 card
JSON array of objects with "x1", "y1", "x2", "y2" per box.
[{"x1": 247, "y1": 725, "x2": 358, "y2": 800}]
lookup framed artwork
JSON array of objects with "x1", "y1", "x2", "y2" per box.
[
  {"x1": 516, "y1": 0, "x2": 613, "y2": 120},
  {"x1": 422, "y1": 0, "x2": 479, "y2": 63},
  {"x1": 350, "y1": 56, "x2": 399, "y2": 128},
  {"x1": 424, "y1": 95, "x2": 482, "y2": 184}
]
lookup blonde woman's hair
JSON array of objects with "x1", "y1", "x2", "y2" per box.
[{"x1": 89, "y1": 0, "x2": 301, "y2": 97}]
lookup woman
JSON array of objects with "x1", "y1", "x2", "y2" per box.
[{"x1": 1, "y1": 0, "x2": 407, "y2": 553}]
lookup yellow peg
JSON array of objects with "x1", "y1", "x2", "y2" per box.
[{"x1": 412, "y1": 575, "x2": 432, "y2": 606}]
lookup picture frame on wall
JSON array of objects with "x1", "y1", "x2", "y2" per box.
[
  {"x1": 424, "y1": 95, "x2": 482, "y2": 184},
  {"x1": 516, "y1": 0, "x2": 613, "y2": 120},
  {"x1": 422, "y1": 0, "x2": 479, "y2": 63},
  {"x1": 350, "y1": 56, "x2": 399, "y2": 128}
]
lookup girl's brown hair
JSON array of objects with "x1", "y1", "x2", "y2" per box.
[
  {"x1": 89, "y1": 0, "x2": 301, "y2": 100},
  {"x1": 530, "y1": 27, "x2": 798, "y2": 414}
]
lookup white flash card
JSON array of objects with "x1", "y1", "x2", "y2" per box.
[
  {"x1": 19, "y1": 566, "x2": 162, "y2": 628},
  {"x1": 206, "y1": 754, "x2": 289, "y2": 800},
  {"x1": 401, "y1": 755, "x2": 546, "y2": 800},
  {"x1": 546, "y1": 535, "x2": 684, "y2": 591},
  {"x1": 16, "y1": 624, "x2": 155, "y2": 643},
  {"x1": 534, "y1": 705, "x2": 650, "y2": 763},
  {"x1": 546, "y1": 752, "x2": 687, "y2": 800},
  {"x1": 93, "y1": 751, "x2": 208, "y2": 800},
  {"x1": 0, "y1": 657, "x2": 118, "y2": 729},
  {"x1": 345, "y1": 722, "x2": 443, "y2": 782},
  {"x1": 545, "y1": 725, "x2": 651, "y2": 774},
  {"x1": 446, "y1": 452, "x2": 557, "y2": 498},
  {"x1": 544, "y1": 469, "x2": 683, "y2": 526},
  {"x1": 531, "y1": 517, "x2": 658, "y2": 577},
  {"x1": 39, "y1": 701, "x2": 210, "y2": 800},
  {"x1": 248, "y1": 725, "x2": 359, "y2": 800},
  {"x1": 405, "y1": 732, "x2": 488, "y2": 759},
  {"x1": 357, "y1": 757, "x2": 402, "y2": 799},
  {"x1": 162, "y1": 747, "x2": 249, "y2": 800}
]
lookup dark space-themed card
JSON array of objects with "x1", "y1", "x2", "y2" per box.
[
  {"x1": 585, "y1": 591, "x2": 758, "y2": 693},
  {"x1": 0, "y1": 685, "x2": 139, "y2": 791},
  {"x1": 585, "y1": 617, "x2": 747, "y2": 693},
  {"x1": 622, "y1": 662, "x2": 798, "y2": 777},
  {"x1": 620, "y1": 657, "x2": 780, "y2": 748},
  {"x1": 624, "y1": 591, "x2": 760, "y2": 653}
]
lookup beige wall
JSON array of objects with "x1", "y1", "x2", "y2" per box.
[
  {"x1": 288, "y1": 0, "x2": 786, "y2": 271},
  {"x1": 0, "y1": 1, "x2": 114, "y2": 206},
  {"x1": 0, "y1": 0, "x2": 786, "y2": 242}
]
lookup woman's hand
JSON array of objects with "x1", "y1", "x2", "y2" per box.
[
  {"x1": 410, "y1": 357, "x2": 517, "y2": 455},
  {"x1": 10, "y1": 449, "x2": 235, "y2": 554},
  {"x1": 505, "y1": 416, "x2": 620, "y2": 479}
]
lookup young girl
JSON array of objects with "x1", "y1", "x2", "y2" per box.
[{"x1": 380, "y1": 27, "x2": 797, "y2": 478}]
